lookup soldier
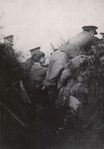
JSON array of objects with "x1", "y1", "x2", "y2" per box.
[
  {"x1": 23, "y1": 46, "x2": 45, "y2": 72},
  {"x1": 60, "y1": 25, "x2": 98, "y2": 57},
  {"x1": 29, "y1": 57, "x2": 48, "y2": 89},
  {"x1": 44, "y1": 26, "x2": 98, "y2": 89}
]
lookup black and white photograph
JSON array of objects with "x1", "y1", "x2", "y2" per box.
[{"x1": 0, "y1": 0, "x2": 104, "y2": 149}]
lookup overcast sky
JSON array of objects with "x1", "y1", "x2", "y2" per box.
[{"x1": 0, "y1": 0, "x2": 104, "y2": 55}]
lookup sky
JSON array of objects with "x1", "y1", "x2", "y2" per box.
[{"x1": 0, "y1": 0, "x2": 104, "y2": 57}]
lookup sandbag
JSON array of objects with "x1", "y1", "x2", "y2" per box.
[
  {"x1": 57, "y1": 55, "x2": 90, "y2": 89},
  {"x1": 44, "y1": 50, "x2": 68, "y2": 87},
  {"x1": 69, "y1": 96, "x2": 81, "y2": 112}
]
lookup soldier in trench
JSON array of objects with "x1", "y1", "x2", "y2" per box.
[{"x1": 44, "y1": 26, "x2": 99, "y2": 104}]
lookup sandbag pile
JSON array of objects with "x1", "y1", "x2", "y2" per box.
[{"x1": 57, "y1": 54, "x2": 103, "y2": 122}]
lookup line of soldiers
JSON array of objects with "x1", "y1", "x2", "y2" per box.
[
  {"x1": 22, "y1": 26, "x2": 104, "y2": 115},
  {"x1": 44, "y1": 26, "x2": 104, "y2": 118},
  {"x1": 44, "y1": 26, "x2": 99, "y2": 87}
]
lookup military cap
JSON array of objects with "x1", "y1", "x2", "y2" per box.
[
  {"x1": 29, "y1": 46, "x2": 41, "y2": 56},
  {"x1": 82, "y1": 25, "x2": 98, "y2": 34},
  {"x1": 29, "y1": 46, "x2": 41, "y2": 52}
]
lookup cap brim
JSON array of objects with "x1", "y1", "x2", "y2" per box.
[{"x1": 82, "y1": 26, "x2": 98, "y2": 30}]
